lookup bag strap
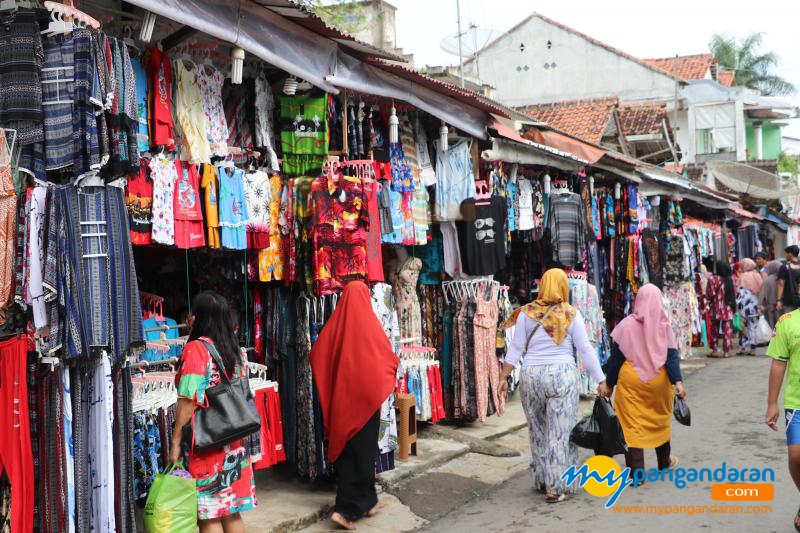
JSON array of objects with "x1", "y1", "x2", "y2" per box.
[
  {"x1": 524, "y1": 305, "x2": 558, "y2": 352},
  {"x1": 198, "y1": 339, "x2": 230, "y2": 383}
]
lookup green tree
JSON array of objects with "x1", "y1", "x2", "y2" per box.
[
  {"x1": 709, "y1": 32, "x2": 795, "y2": 96},
  {"x1": 298, "y1": 1, "x2": 369, "y2": 34},
  {"x1": 779, "y1": 150, "x2": 800, "y2": 177}
]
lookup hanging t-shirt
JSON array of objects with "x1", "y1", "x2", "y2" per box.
[
  {"x1": 173, "y1": 161, "x2": 205, "y2": 249},
  {"x1": 517, "y1": 178, "x2": 534, "y2": 231},
  {"x1": 200, "y1": 164, "x2": 221, "y2": 249},
  {"x1": 149, "y1": 157, "x2": 177, "y2": 246},
  {"x1": 434, "y1": 139, "x2": 476, "y2": 221},
  {"x1": 279, "y1": 92, "x2": 328, "y2": 156},
  {"x1": 456, "y1": 197, "x2": 507, "y2": 276},
  {"x1": 368, "y1": 107, "x2": 390, "y2": 161},
  {"x1": 125, "y1": 163, "x2": 153, "y2": 245},
  {"x1": 414, "y1": 119, "x2": 436, "y2": 187},
  {"x1": 217, "y1": 165, "x2": 249, "y2": 250}
]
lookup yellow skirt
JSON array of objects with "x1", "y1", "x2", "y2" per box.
[{"x1": 614, "y1": 361, "x2": 673, "y2": 449}]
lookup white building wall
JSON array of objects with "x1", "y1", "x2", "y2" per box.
[{"x1": 465, "y1": 16, "x2": 677, "y2": 107}]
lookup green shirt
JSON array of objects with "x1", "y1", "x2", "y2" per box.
[{"x1": 767, "y1": 311, "x2": 800, "y2": 409}]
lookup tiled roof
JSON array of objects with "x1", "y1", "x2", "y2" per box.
[
  {"x1": 643, "y1": 54, "x2": 715, "y2": 82},
  {"x1": 717, "y1": 70, "x2": 736, "y2": 86},
  {"x1": 617, "y1": 102, "x2": 669, "y2": 136},
  {"x1": 517, "y1": 97, "x2": 618, "y2": 144}
]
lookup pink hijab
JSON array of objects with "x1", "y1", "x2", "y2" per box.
[
  {"x1": 738, "y1": 258, "x2": 763, "y2": 295},
  {"x1": 610, "y1": 284, "x2": 677, "y2": 383}
]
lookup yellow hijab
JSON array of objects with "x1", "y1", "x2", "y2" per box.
[{"x1": 501, "y1": 268, "x2": 577, "y2": 345}]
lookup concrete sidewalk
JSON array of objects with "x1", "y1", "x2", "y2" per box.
[{"x1": 243, "y1": 394, "x2": 528, "y2": 532}]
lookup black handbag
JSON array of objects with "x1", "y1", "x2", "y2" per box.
[{"x1": 184, "y1": 340, "x2": 261, "y2": 452}]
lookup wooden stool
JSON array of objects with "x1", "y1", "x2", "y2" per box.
[{"x1": 396, "y1": 393, "x2": 417, "y2": 461}]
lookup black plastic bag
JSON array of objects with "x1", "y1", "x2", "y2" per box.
[
  {"x1": 570, "y1": 410, "x2": 602, "y2": 449},
  {"x1": 594, "y1": 397, "x2": 628, "y2": 456},
  {"x1": 673, "y1": 395, "x2": 691, "y2": 426}
]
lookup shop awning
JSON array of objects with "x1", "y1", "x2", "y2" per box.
[
  {"x1": 727, "y1": 205, "x2": 765, "y2": 221},
  {"x1": 523, "y1": 127, "x2": 605, "y2": 164},
  {"x1": 482, "y1": 119, "x2": 584, "y2": 171},
  {"x1": 125, "y1": 0, "x2": 492, "y2": 139},
  {"x1": 637, "y1": 167, "x2": 732, "y2": 209}
]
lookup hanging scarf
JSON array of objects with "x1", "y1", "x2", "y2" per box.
[
  {"x1": 501, "y1": 268, "x2": 577, "y2": 345},
  {"x1": 309, "y1": 281, "x2": 398, "y2": 463},
  {"x1": 610, "y1": 284, "x2": 677, "y2": 383}
]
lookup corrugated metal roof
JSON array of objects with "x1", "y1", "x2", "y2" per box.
[{"x1": 365, "y1": 58, "x2": 511, "y2": 118}]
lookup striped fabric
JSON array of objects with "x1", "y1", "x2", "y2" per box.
[
  {"x1": 549, "y1": 193, "x2": 585, "y2": 267},
  {"x1": 41, "y1": 34, "x2": 75, "y2": 170}
]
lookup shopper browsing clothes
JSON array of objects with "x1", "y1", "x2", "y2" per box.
[
  {"x1": 310, "y1": 282, "x2": 399, "y2": 530},
  {"x1": 498, "y1": 268, "x2": 606, "y2": 503},
  {"x1": 778, "y1": 245, "x2": 800, "y2": 315},
  {"x1": 707, "y1": 260, "x2": 736, "y2": 358},
  {"x1": 765, "y1": 304, "x2": 800, "y2": 531},
  {"x1": 170, "y1": 291, "x2": 257, "y2": 533},
  {"x1": 736, "y1": 258, "x2": 763, "y2": 356},
  {"x1": 599, "y1": 284, "x2": 685, "y2": 476},
  {"x1": 760, "y1": 260, "x2": 783, "y2": 328}
]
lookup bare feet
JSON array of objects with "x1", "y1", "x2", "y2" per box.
[
  {"x1": 331, "y1": 512, "x2": 356, "y2": 530},
  {"x1": 367, "y1": 499, "x2": 389, "y2": 517}
]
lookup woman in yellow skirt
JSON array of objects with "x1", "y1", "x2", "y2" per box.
[{"x1": 598, "y1": 284, "x2": 686, "y2": 474}]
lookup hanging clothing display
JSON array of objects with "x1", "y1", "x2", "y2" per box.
[
  {"x1": 434, "y1": 139, "x2": 475, "y2": 221},
  {"x1": 456, "y1": 197, "x2": 507, "y2": 276}
]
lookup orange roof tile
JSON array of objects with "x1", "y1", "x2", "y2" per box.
[
  {"x1": 643, "y1": 54, "x2": 715, "y2": 81},
  {"x1": 717, "y1": 70, "x2": 736, "y2": 86},
  {"x1": 617, "y1": 102, "x2": 669, "y2": 136},
  {"x1": 517, "y1": 97, "x2": 618, "y2": 144}
]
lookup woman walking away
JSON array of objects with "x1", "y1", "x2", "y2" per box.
[
  {"x1": 707, "y1": 260, "x2": 736, "y2": 358},
  {"x1": 170, "y1": 291, "x2": 257, "y2": 533},
  {"x1": 737, "y1": 258, "x2": 763, "y2": 355},
  {"x1": 498, "y1": 268, "x2": 606, "y2": 503},
  {"x1": 760, "y1": 260, "x2": 782, "y2": 328},
  {"x1": 310, "y1": 282, "x2": 399, "y2": 530},
  {"x1": 599, "y1": 284, "x2": 686, "y2": 479}
]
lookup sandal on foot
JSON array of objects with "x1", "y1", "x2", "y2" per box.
[
  {"x1": 668, "y1": 456, "x2": 679, "y2": 469},
  {"x1": 708, "y1": 351, "x2": 723, "y2": 358},
  {"x1": 535, "y1": 484, "x2": 546, "y2": 494},
  {"x1": 546, "y1": 493, "x2": 566, "y2": 503}
]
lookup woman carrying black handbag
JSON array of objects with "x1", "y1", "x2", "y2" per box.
[{"x1": 170, "y1": 291, "x2": 258, "y2": 533}]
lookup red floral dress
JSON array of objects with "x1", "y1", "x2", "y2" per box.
[{"x1": 176, "y1": 338, "x2": 258, "y2": 520}]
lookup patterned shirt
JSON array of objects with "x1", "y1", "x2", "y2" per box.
[{"x1": 309, "y1": 175, "x2": 369, "y2": 295}]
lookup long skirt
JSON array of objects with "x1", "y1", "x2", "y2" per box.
[
  {"x1": 334, "y1": 410, "x2": 380, "y2": 521},
  {"x1": 614, "y1": 362, "x2": 673, "y2": 449}
]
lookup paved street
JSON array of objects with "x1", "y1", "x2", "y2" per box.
[{"x1": 419, "y1": 354, "x2": 793, "y2": 533}]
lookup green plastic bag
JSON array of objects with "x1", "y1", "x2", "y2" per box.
[
  {"x1": 733, "y1": 313, "x2": 743, "y2": 333},
  {"x1": 144, "y1": 462, "x2": 197, "y2": 533}
]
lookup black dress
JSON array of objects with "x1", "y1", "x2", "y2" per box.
[{"x1": 333, "y1": 410, "x2": 380, "y2": 520}]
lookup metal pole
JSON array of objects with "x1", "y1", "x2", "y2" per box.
[{"x1": 456, "y1": 0, "x2": 464, "y2": 88}]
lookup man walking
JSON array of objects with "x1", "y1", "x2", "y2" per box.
[
  {"x1": 777, "y1": 246, "x2": 800, "y2": 315},
  {"x1": 766, "y1": 307, "x2": 800, "y2": 531}
]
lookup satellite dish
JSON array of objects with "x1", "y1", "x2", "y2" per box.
[
  {"x1": 440, "y1": 24, "x2": 498, "y2": 58},
  {"x1": 707, "y1": 160, "x2": 800, "y2": 199}
]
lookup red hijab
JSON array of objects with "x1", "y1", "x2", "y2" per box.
[{"x1": 310, "y1": 281, "x2": 399, "y2": 463}]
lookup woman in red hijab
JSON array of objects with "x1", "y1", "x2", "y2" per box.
[{"x1": 310, "y1": 281, "x2": 399, "y2": 530}]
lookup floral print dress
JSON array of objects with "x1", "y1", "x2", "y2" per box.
[
  {"x1": 392, "y1": 257, "x2": 422, "y2": 341},
  {"x1": 176, "y1": 338, "x2": 257, "y2": 520},
  {"x1": 148, "y1": 157, "x2": 177, "y2": 245},
  {"x1": 195, "y1": 65, "x2": 229, "y2": 157}
]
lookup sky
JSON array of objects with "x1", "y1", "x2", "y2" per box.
[{"x1": 391, "y1": 0, "x2": 800, "y2": 136}]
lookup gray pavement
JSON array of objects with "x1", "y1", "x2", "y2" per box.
[{"x1": 420, "y1": 353, "x2": 796, "y2": 533}]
